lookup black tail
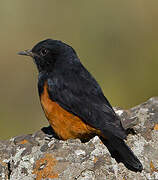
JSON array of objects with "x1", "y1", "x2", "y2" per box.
[{"x1": 100, "y1": 136, "x2": 143, "y2": 172}]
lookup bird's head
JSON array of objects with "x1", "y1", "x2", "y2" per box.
[{"x1": 18, "y1": 39, "x2": 77, "y2": 72}]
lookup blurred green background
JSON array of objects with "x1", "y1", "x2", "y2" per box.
[{"x1": 0, "y1": 0, "x2": 158, "y2": 140}]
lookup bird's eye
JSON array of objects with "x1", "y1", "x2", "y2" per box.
[{"x1": 40, "y1": 48, "x2": 48, "y2": 56}]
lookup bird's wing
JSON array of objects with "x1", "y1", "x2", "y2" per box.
[{"x1": 47, "y1": 69, "x2": 126, "y2": 139}]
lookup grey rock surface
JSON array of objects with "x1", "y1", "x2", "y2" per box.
[{"x1": 0, "y1": 97, "x2": 158, "y2": 180}]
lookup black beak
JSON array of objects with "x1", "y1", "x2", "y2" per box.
[{"x1": 18, "y1": 49, "x2": 34, "y2": 57}]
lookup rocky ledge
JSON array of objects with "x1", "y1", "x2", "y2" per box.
[{"x1": 0, "y1": 97, "x2": 158, "y2": 180}]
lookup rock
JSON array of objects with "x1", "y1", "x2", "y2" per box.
[{"x1": 0, "y1": 97, "x2": 158, "y2": 180}]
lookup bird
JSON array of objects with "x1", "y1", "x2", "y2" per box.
[{"x1": 18, "y1": 39, "x2": 143, "y2": 172}]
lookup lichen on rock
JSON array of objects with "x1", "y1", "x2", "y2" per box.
[{"x1": 0, "y1": 97, "x2": 158, "y2": 179}]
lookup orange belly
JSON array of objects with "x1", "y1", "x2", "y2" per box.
[{"x1": 40, "y1": 83, "x2": 101, "y2": 140}]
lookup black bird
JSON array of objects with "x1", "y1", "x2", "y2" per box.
[{"x1": 18, "y1": 39, "x2": 143, "y2": 172}]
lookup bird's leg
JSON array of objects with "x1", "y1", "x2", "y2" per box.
[{"x1": 41, "y1": 125, "x2": 60, "y2": 140}]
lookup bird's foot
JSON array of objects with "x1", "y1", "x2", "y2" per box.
[
  {"x1": 44, "y1": 134, "x2": 55, "y2": 141},
  {"x1": 41, "y1": 125, "x2": 60, "y2": 140}
]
